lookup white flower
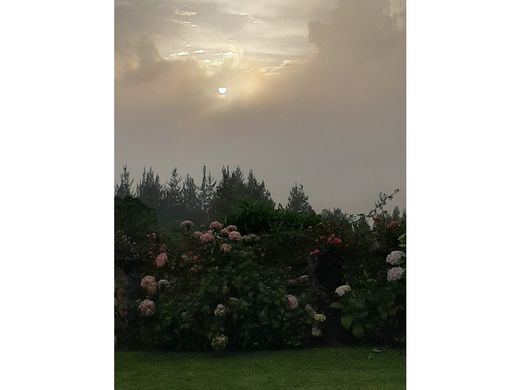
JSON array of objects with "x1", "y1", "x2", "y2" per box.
[
  {"x1": 312, "y1": 327, "x2": 322, "y2": 337},
  {"x1": 386, "y1": 250, "x2": 405, "y2": 265},
  {"x1": 211, "y1": 334, "x2": 228, "y2": 352},
  {"x1": 158, "y1": 279, "x2": 170, "y2": 288},
  {"x1": 214, "y1": 304, "x2": 226, "y2": 317},
  {"x1": 314, "y1": 313, "x2": 326, "y2": 322},
  {"x1": 335, "y1": 284, "x2": 352, "y2": 296},
  {"x1": 387, "y1": 266, "x2": 405, "y2": 282}
]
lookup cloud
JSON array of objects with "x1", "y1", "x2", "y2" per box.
[{"x1": 115, "y1": 0, "x2": 406, "y2": 213}]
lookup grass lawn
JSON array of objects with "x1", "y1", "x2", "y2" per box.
[{"x1": 115, "y1": 347, "x2": 405, "y2": 389}]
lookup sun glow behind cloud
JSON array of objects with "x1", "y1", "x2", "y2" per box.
[{"x1": 115, "y1": 0, "x2": 406, "y2": 212}]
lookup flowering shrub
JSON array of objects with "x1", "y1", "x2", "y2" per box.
[
  {"x1": 115, "y1": 202, "x2": 407, "y2": 351},
  {"x1": 330, "y1": 244, "x2": 406, "y2": 345}
]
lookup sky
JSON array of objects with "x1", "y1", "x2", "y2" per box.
[{"x1": 115, "y1": 0, "x2": 406, "y2": 213}]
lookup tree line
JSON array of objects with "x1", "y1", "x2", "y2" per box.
[{"x1": 115, "y1": 165, "x2": 315, "y2": 227}]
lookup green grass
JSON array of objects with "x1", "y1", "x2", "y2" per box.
[{"x1": 115, "y1": 347, "x2": 405, "y2": 389}]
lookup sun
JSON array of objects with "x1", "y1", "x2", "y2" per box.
[{"x1": 217, "y1": 87, "x2": 228, "y2": 96}]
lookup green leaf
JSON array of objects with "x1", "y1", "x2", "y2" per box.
[
  {"x1": 340, "y1": 315, "x2": 354, "y2": 330},
  {"x1": 330, "y1": 302, "x2": 344, "y2": 310},
  {"x1": 352, "y1": 323, "x2": 365, "y2": 338}
]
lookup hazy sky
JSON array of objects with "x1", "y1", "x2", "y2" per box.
[{"x1": 115, "y1": 0, "x2": 406, "y2": 213}]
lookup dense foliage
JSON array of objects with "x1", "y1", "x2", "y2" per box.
[{"x1": 115, "y1": 166, "x2": 406, "y2": 351}]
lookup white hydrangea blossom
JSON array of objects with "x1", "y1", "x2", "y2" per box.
[
  {"x1": 335, "y1": 284, "x2": 352, "y2": 296},
  {"x1": 387, "y1": 266, "x2": 405, "y2": 282},
  {"x1": 386, "y1": 250, "x2": 405, "y2": 265},
  {"x1": 214, "y1": 304, "x2": 226, "y2": 317},
  {"x1": 314, "y1": 313, "x2": 326, "y2": 322}
]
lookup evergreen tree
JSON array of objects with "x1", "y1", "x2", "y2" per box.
[
  {"x1": 199, "y1": 165, "x2": 216, "y2": 219},
  {"x1": 245, "y1": 169, "x2": 274, "y2": 206},
  {"x1": 210, "y1": 166, "x2": 247, "y2": 218},
  {"x1": 181, "y1": 174, "x2": 200, "y2": 216},
  {"x1": 286, "y1": 183, "x2": 314, "y2": 214},
  {"x1": 115, "y1": 165, "x2": 133, "y2": 198},
  {"x1": 392, "y1": 206, "x2": 401, "y2": 221},
  {"x1": 161, "y1": 168, "x2": 183, "y2": 223},
  {"x1": 136, "y1": 167, "x2": 162, "y2": 210}
]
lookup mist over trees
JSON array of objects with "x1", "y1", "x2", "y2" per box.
[{"x1": 115, "y1": 165, "x2": 319, "y2": 228}]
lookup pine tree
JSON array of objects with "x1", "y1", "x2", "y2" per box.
[
  {"x1": 136, "y1": 167, "x2": 162, "y2": 210},
  {"x1": 161, "y1": 168, "x2": 183, "y2": 223},
  {"x1": 210, "y1": 166, "x2": 247, "y2": 218},
  {"x1": 245, "y1": 169, "x2": 274, "y2": 206},
  {"x1": 115, "y1": 165, "x2": 134, "y2": 198},
  {"x1": 286, "y1": 183, "x2": 314, "y2": 214},
  {"x1": 181, "y1": 174, "x2": 200, "y2": 215},
  {"x1": 199, "y1": 165, "x2": 216, "y2": 219}
]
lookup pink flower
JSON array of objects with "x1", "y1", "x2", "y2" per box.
[
  {"x1": 140, "y1": 276, "x2": 158, "y2": 296},
  {"x1": 138, "y1": 299, "x2": 156, "y2": 316},
  {"x1": 155, "y1": 252, "x2": 168, "y2": 268},
  {"x1": 220, "y1": 228, "x2": 230, "y2": 237},
  {"x1": 327, "y1": 234, "x2": 342, "y2": 246},
  {"x1": 310, "y1": 249, "x2": 320, "y2": 256},
  {"x1": 193, "y1": 231, "x2": 202, "y2": 239},
  {"x1": 200, "y1": 231, "x2": 215, "y2": 243},
  {"x1": 228, "y1": 231, "x2": 242, "y2": 241},
  {"x1": 226, "y1": 225, "x2": 237, "y2": 232},
  {"x1": 286, "y1": 294, "x2": 299, "y2": 310},
  {"x1": 209, "y1": 221, "x2": 223, "y2": 231}
]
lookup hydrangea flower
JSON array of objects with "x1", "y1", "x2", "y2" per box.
[
  {"x1": 312, "y1": 327, "x2": 322, "y2": 337},
  {"x1": 220, "y1": 243, "x2": 232, "y2": 253},
  {"x1": 228, "y1": 231, "x2": 242, "y2": 241},
  {"x1": 140, "y1": 276, "x2": 158, "y2": 296},
  {"x1": 138, "y1": 299, "x2": 155, "y2": 316},
  {"x1": 180, "y1": 220, "x2": 194, "y2": 230},
  {"x1": 286, "y1": 294, "x2": 299, "y2": 310},
  {"x1": 155, "y1": 252, "x2": 168, "y2": 268},
  {"x1": 335, "y1": 284, "x2": 352, "y2": 296},
  {"x1": 220, "y1": 228, "x2": 230, "y2": 237},
  {"x1": 387, "y1": 266, "x2": 405, "y2": 282},
  {"x1": 314, "y1": 313, "x2": 326, "y2": 322},
  {"x1": 211, "y1": 334, "x2": 228, "y2": 352},
  {"x1": 200, "y1": 231, "x2": 215, "y2": 243},
  {"x1": 158, "y1": 279, "x2": 170, "y2": 288},
  {"x1": 386, "y1": 250, "x2": 405, "y2": 265},
  {"x1": 242, "y1": 234, "x2": 259, "y2": 243},
  {"x1": 327, "y1": 234, "x2": 342, "y2": 245},
  {"x1": 214, "y1": 304, "x2": 226, "y2": 317},
  {"x1": 193, "y1": 231, "x2": 202, "y2": 239},
  {"x1": 209, "y1": 221, "x2": 223, "y2": 231},
  {"x1": 226, "y1": 225, "x2": 237, "y2": 232}
]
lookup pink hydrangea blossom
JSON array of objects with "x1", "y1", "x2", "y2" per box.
[
  {"x1": 138, "y1": 299, "x2": 156, "y2": 316},
  {"x1": 220, "y1": 228, "x2": 230, "y2": 237},
  {"x1": 200, "y1": 231, "x2": 215, "y2": 243},
  {"x1": 193, "y1": 231, "x2": 202, "y2": 239},
  {"x1": 209, "y1": 221, "x2": 223, "y2": 231},
  {"x1": 286, "y1": 294, "x2": 299, "y2": 310},
  {"x1": 155, "y1": 252, "x2": 168, "y2": 268},
  {"x1": 140, "y1": 276, "x2": 158, "y2": 296},
  {"x1": 327, "y1": 234, "x2": 342, "y2": 245},
  {"x1": 226, "y1": 225, "x2": 237, "y2": 232},
  {"x1": 228, "y1": 231, "x2": 242, "y2": 241}
]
